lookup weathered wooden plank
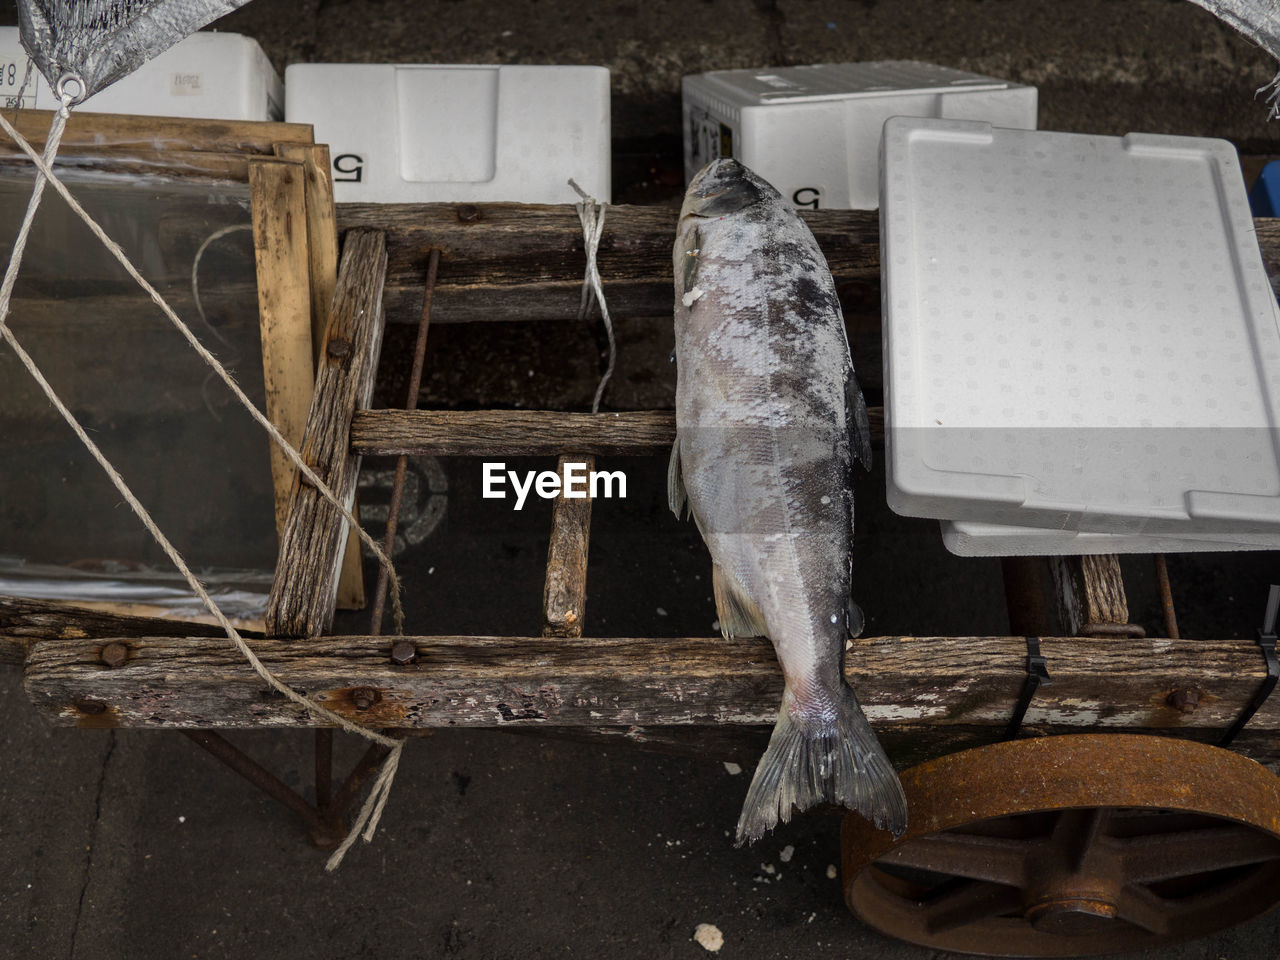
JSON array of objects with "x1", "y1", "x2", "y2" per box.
[
  {"x1": 1051, "y1": 555, "x2": 1134, "y2": 635},
  {"x1": 349, "y1": 407, "x2": 885, "y2": 457},
  {"x1": 275, "y1": 141, "x2": 365, "y2": 612},
  {"x1": 542, "y1": 455, "x2": 594, "y2": 638},
  {"x1": 340, "y1": 202, "x2": 879, "y2": 324},
  {"x1": 265, "y1": 229, "x2": 389, "y2": 638},
  {"x1": 250, "y1": 159, "x2": 318, "y2": 539},
  {"x1": 23, "y1": 635, "x2": 1280, "y2": 751},
  {"x1": 0, "y1": 595, "x2": 258, "y2": 666},
  {"x1": 0, "y1": 149, "x2": 296, "y2": 183},
  {"x1": 5, "y1": 109, "x2": 314, "y2": 155},
  {"x1": 337, "y1": 204, "x2": 1280, "y2": 326}
]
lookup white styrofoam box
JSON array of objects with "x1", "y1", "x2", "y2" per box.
[
  {"x1": 881, "y1": 117, "x2": 1280, "y2": 537},
  {"x1": 681, "y1": 61, "x2": 1036, "y2": 210},
  {"x1": 284, "y1": 64, "x2": 611, "y2": 204},
  {"x1": 941, "y1": 519, "x2": 1280, "y2": 557},
  {"x1": 0, "y1": 30, "x2": 282, "y2": 121}
]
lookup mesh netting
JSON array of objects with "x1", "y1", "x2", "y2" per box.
[
  {"x1": 1190, "y1": 0, "x2": 1280, "y2": 61},
  {"x1": 17, "y1": 0, "x2": 250, "y2": 101}
]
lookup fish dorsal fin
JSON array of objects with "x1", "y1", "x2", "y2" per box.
[
  {"x1": 712, "y1": 564, "x2": 768, "y2": 639},
  {"x1": 667, "y1": 436, "x2": 688, "y2": 519}
]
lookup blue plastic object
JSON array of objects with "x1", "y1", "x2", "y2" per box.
[{"x1": 1249, "y1": 161, "x2": 1280, "y2": 217}]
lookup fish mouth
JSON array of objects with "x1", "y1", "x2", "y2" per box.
[{"x1": 681, "y1": 158, "x2": 765, "y2": 221}]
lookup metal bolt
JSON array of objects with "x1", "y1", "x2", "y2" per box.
[
  {"x1": 456, "y1": 203, "x2": 479, "y2": 222},
  {"x1": 351, "y1": 687, "x2": 380, "y2": 711},
  {"x1": 326, "y1": 337, "x2": 352, "y2": 359},
  {"x1": 100, "y1": 642, "x2": 128, "y2": 668},
  {"x1": 390, "y1": 640, "x2": 416, "y2": 665},
  {"x1": 1167, "y1": 688, "x2": 1201, "y2": 713}
]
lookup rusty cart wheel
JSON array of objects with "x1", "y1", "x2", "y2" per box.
[{"x1": 841, "y1": 735, "x2": 1280, "y2": 957}]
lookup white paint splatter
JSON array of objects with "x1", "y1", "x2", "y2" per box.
[{"x1": 723, "y1": 761, "x2": 742, "y2": 775}]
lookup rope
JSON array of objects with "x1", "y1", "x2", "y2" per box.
[
  {"x1": 568, "y1": 178, "x2": 615, "y2": 414},
  {"x1": 0, "y1": 99, "x2": 402, "y2": 871}
]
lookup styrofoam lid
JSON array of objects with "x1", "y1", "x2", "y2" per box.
[
  {"x1": 881, "y1": 118, "x2": 1280, "y2": 534},
  {"x1": 693, "y1": 61, "x2": 1013, "y2": 105}
]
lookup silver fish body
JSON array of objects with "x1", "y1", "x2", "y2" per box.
[{"x1": 670, "y1": 158, "x2": 906, "y2": 842}]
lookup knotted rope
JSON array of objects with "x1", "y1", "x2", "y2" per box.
[
  {"x1": 0, "y1": 92, "x2": 403, "y2": 871},
  {"x1": 569, "y1": 178, "x2": 615, "y2": 413}
]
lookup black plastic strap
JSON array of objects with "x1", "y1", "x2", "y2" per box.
[
  {"x1": 1005, "y1": 636, "x2": 1051, "y2": 741},
  {"x1": 1220, "y1": 585, "x2": 1280, "y2": 747}
]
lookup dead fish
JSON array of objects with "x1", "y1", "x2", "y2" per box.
[{"x1": 669, "y1": 158, "x2": 907, "y2": 843}]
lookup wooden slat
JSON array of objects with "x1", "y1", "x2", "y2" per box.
[
  {"x1": 0, "y1": 149, "x2": 298, "y2": 183},
  {"x1": 336, "y1": 203, "x2": 1280, "y2": 326},
  {"x1": 1051, "y1": 555, "x2": 1132, "y2": 635},
  {"x1": 542, "y1": 455, "x2": 595, "y2": 637},
  {"x1": 6, "y1": 109, "x2": 314, "y2": 154},
  {"x1": 0, "y1": 595, "x2": 257, "y2": 665},
  {"x1": 265, "y1": 229, "x2": 389, "y2": 638},
  {"x1": 349, "y1": 408, "x2": 885, "y2": 457},
  {"x1": 275, "y1": 141, "x2": 365, "y2": 612},
  {"x1": 340, "y1": 202, "x2": 879, "y2": 324},
  {"x1": 22, "y1": 635, "x2": 1280, "y2": 763},
  {"x1": 250, "y1": 159, "x2": 318, "y2": 539}
]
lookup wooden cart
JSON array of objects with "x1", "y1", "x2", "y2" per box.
[{"x1": 3, "y1": 110, "x2": 1279, "y2": 957}]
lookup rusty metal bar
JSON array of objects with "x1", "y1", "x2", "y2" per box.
[
  {"x1": 330, "y1": 740, "x2": 394, "y2": 816},
  {"x1": 185, "y1": 731, "x2": 323, "y2": 829},
  {"x1": 1080, "y1": 621, "x2": 1147, "y2": 638},
  {"x1": 315, "y1": 728, "x2": 333, "y2": 811},
  {"x1": 1153, "y1": 554, "x2": 1180, "y2": 640},
  {"x1": 370, "y1": 247, "x2": 440, "y2": 636}
]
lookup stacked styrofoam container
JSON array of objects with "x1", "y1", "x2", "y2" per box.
[
  {"x1": 285, "y1": 64, "x2": 611, "y2": 204},
  {"x1": 0, "y1": 29, "x2": 282, "y2": 120},
  {"x1": 681, "y1": 61, "x2": 1037, "y2": 209},
  {"x1": 880, "y1": 116, "x2": 1280, "y2": 556}
]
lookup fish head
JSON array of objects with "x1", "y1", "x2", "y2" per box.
[{"x1": 681, "y1": 158, "x2": 771, "y2": 222}]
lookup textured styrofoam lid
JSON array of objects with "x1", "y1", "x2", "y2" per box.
[
  {"x1": 881, "y1": 118, "x2": 1280, "y2": 536},
  {"x1": 694, "y1": 61, "x2": 1013, "y2": 105},
  {"x1": 941, "y1": 518, "x2": 1280, "y2": 557}
]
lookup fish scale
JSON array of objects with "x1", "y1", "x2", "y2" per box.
[{"x1": 669, "y1": 157, "x2": 906, "y2": 842}]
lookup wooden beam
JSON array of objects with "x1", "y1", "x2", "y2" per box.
[
  {"x1": 1051, "y1": 555, "x2": 1135, "y2": 636},
  {"x1": 335, "y1": 203, "x2": 1280, "y2": 326},
  {"x1": 250, "y1": 159, "x2": 318, "y2": 539},
  {"x1": 0, "y1": 149, "x2": 298, "y2": 184},
  {"x1": 5, "y1": 109, "x2": 314, "y2": 154},
  {"x1": 0, "y1": 595, "x2": 257, "y2": 666},
  {"x1": 340, "y1": 202, "x2": 879, "y2": 324},
  {"x1": 275, "y1": 141, "x2": 365, "y2": 613},
  {"x1": 23, "y1": 635, "x2": 1280, "y2": 764},
  {"x1": 542, "y1": 455, "x2": 595, "y2": 638},
  {"x1": 265, "y1": 229, "x2": 389, "y2": 638},
  {"x1": 349, "y1": 408, "x2": 885, "y2": 457}
]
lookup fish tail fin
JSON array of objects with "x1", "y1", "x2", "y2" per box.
[{"x1": 735, "y1": 682, "x2": 907, "y2": 845}]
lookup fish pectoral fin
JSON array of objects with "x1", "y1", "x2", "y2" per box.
[
  {"x1": 846, "y1": 368, "x2": 873, "y2": 471},
  {"x1": 667, "y1": 437, "x2": 689, "y2": 520},
  {"x1": 712, "y1": 564, "x2": 768, "y2": 639},
  {"x1": 847, "y1": 599, "x2": 865, "y2": 639}
]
